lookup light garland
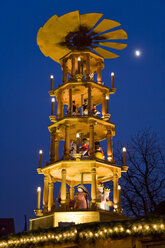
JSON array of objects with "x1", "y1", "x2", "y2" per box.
[{"x1": 0, "y1": 222, "x2": 165, "y2": 247}]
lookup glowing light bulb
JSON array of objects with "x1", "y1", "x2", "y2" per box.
[
  {"x1": 145, "y1": 225, "x2": 149, "y2": 230},
  {"x1": 76, "y1": 133, "x2": 80, "y2": 138},
  {"x1": 39, "y1": 150, "x2": 43, "y2": 154},
  {"x1": 51, "y1": 97, "x2": 55, "y2": 102},
  {"x1": 106, "y1": 95, "x2": 109, "y2": 100},
  {"x1": 50, "y1": 75, "x2": 54, "y2": 79},
  {"x1": 111, "y1": 72, "x2": 114, "y2": 76},
  {"x1": 78, "y1": 57, "x2": 81, "y2": 61}
]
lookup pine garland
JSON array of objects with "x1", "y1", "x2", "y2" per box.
[{"x1": 0, "y1": 216, "x2": 164, "y2": 248}]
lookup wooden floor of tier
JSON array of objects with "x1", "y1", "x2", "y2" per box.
[{"x1": 29, "y1": 210, "x2": 130, "y2": 230}]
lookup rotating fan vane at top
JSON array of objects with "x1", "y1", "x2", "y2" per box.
[{"x1": 37, "y1": 11, "x2": 128, "y2": 63}]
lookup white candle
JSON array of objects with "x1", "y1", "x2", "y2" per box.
[
  {"x1": 111, "y1": 72, "x2": 114, "y2": 88},
  {"x1": 51, "y1": 97, "x2": 55, "y2": 115},
  {"x1": 105, "y1": 95, "x2": 109, "y2": 114},
  {"x1": 122, "y1": 147, "x2": 126, "y2": 166},
  {"x1": 37, "y1": 187, "x2": 41, "y2": 209},
  {"x1": 50, "y1": 75, "x2": 54, "y2": 90},
  {"x1": 78, "y1": 57, "x2": 81, "y2": 74},
  {"x1": 39, "y1": 150, "x2": 43, "y2": 168},
  {"x1": 117, "y1": 185, "x2": 121, "y2": 206}
]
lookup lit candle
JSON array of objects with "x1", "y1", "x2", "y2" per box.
[
  {"x1": 78, "y1": 57, "x2": 81, "y2": 74},
  {"x1": 76, "y1": 133, "x2": 80, "y2": 153},
  {"x1": 117, "y1": 185, "x2": 121, "y2": 207},
  {"x1": 111, "y1": 72, "x2": 114, "y2": 88},
  {"x1": 123, "y1": 147, "x2": 126, "y2": 166},
  {"x1": 50, "y1": 75, "x2": 54, "y2": 91},
  {"x1": 37, "y1": 187, "x2": 41, "y2": 209},
  {"x1": 51, "y1": 97, "x2": 55, "y2": 115},
  {"x1": 39, "y1": 150, "x2": 43, "y2": 168},
  {"x1": 105, "y1": 95, "x2": 109, "y2": 114}
]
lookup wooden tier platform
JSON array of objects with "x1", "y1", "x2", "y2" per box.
[{"x1": 30, "y1": 210, "x2": 130, "y2": 230}]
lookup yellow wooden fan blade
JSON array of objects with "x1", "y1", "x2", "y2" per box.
[
  {"x1": 58, "y1": 10, "x2": 80, "y2": 32},
  {"x1": 45, "y1": 44, "x2": 71, "y2": 63},
  {"x1": 80, "y1": 13, "x2": 103, "y2": 30},
  {"x1": 43, "y1": 15, "x2": 58, "y2": 29},
  {"x1": 37, "y1": 28, "x2": 71, "y2": 62},
  {"x1": 99, "y1": 29, "x2": 128, "y2": 40},
  {"x1": 93, "y1": 47, "x2": 119, "y2": 58},
  {"x1": 37, "y1": 20, "x2": 69, "y2": 45},
  {"x1": 39, "y1": 11, "x2": 80, "y2": 46},
  {"x1": 97, "y1": 42, "x2": 127, "y2": 50},
  {"x1": 37, "y1": 11, "x2": 128, "y2": 63},
  {"x1": 92, "y1": 19, "x2": 121, "y2": 34}
]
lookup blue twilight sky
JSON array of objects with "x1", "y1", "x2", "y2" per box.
[{"x1": 0, "y1": 0, "x2": 164, "y2": 232}]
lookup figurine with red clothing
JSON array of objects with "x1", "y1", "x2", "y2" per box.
[{"x1": 79, "y1": 138, "x2": 89, "y2": 156}]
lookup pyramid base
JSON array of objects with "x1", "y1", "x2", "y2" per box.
[{"x1": 29, "y1": 210, "x2": 130, "y2": 230}]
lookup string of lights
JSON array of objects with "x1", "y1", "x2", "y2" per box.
[{"x1": 0, "y1": 221, "x2": 164, "y2": 247}]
